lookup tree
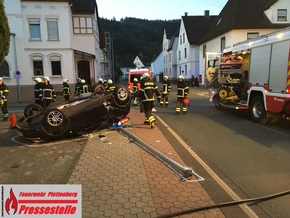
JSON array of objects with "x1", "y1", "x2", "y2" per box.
[{"x1": 0, "y1": 0, "x2": 10, "y2": 65}]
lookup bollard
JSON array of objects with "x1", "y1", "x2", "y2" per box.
[{"x1": 10, "y1": 113, "x2": 17, "y2": 129}]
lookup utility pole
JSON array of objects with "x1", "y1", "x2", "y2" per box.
[{"x1": 11, "y1": 33, "x2": 21, "y2": 103}]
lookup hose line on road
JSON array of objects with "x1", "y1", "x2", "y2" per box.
[{"x1": 158, "y1": 189, "x2": 290, "y2": 218}]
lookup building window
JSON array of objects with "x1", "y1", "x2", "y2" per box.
[
  {"x1": 247, "y1": 32, "x2": 259, "y2": 40},
  {"x1": 0, "y1": 60, "x2": 10, "y2": 78},
  {"x1": 47, "y1": 18, "x2": 59, "y2": 40},
  {"x1": 73, "y1": 16, "x2": 93, "y2": 34},
  {"x1": 179, "y1": 66, "x2": 181, "y2": 75},
  {"x1": 221, "y1": 37, "x2": 226, "y2": 52},
  {"x1": 185, "y1": 65, "x2": 187, "y2": 76},
  {"x1": 50, "y1": 56, "x2": 62, "y2": 76},
  {"x1": 180, "y1": 35, "x2": 182, "y2": 45},
  {"x1": 32, "y1": 56, "x2": 44, "y2": 76},
  {"x1": 29, "y1": 18, "x2": 41, "y2": 40},
  {"x1": 277, "y1": 9, "x2": 287, "y2": 21},
  {"x1": 183, "y1": 33, "x2": 185, "y2": 43},
  {"x1": 184, "y1": 48, "x2": 187, "y2": 58},
  {"x1": 178, "y1": 51, "x2": 181, "y2": 60}
]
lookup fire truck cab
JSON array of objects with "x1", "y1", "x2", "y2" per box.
[{"x1": 209, "y1": 27, "x2": 290, "y2": 124}]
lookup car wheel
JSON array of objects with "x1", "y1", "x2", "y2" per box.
[
  {"x1": 24, "y1": 103, "x2": 44, "y2": 118},
  {"x1": 41, "y1": 109, "x2": 70, "y2": 140},
  {"x1": 92, "y1": 84, "x2": 106, "y2": 95},
  {"x1": 250, "y1": 95, "x2": 271, "y2": 123},
  {"x1": 113, "y1": 85, "x2": 130, "y2": 106}
]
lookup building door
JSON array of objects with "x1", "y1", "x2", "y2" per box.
[{"x1": 77, "y1": 60, "x2": 91, "y2": 88}]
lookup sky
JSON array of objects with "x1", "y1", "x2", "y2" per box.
[{"x1": 97, "y1": 0, "x2": 228, "y2": 21}]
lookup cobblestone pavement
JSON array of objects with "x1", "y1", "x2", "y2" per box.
[{"x1": 68, "y1": 109, "x2": 225, "y2": 218}]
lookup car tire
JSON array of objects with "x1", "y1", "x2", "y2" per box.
[
  {"x1": 24, "y1": 103, "x2": 44, "y2": 118},
  {"x1": 113, "y1": 85, "x2": 130, "y2": 106},
  {"x1": 250, "y1": 95, "x2": 271, "y2": 124},
  {"x1": 92, "y1": 84, "x2": 106, "y2": 95},
  {"x1": 41, "y1": 109, "x2": 70, "y2": 141}
]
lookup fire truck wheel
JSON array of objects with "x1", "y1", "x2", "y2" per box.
[
  {"x1": 283, "y1": 100, "x2": 290, "y2": 118},
  {"x1": 218, "y1": 87, "x2": 229, "y2": 99},
  {"x1": 250, "y1": 95, "x2": 271, "y2": 124}
]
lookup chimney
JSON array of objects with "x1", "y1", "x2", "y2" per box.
[
  {"x1": 184, "y1": 12, "x2": 188, "y2": 16},
  {"x1": 204, "y1": 10, "x2": 210, "y2": 18}
]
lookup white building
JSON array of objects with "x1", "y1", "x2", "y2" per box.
[
  {"x1": 2, "y1": 0, "x2": 101, "y2": 103},
  {"x1": 162, "y1": 0, "x2": 290, "y2": 86}
]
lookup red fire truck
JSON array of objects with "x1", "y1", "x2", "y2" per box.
[{"x1": 209, "y1": 27, "x2": 290, "y2": 124}]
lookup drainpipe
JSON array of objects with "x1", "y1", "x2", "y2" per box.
[{"x1": 10, "y1": 33, "x2": 21, "y2": 103}]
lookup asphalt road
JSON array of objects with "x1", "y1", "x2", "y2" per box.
[{"x1": 156, "y1": 86, "x2": 290, "y2": 218}]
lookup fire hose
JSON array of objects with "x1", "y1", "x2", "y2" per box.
[{"x1": 158, "y1": 189, "x2": 290, "y2": 218}]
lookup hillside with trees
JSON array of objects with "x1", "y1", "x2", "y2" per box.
[{"x1": 99, "y1": 17, "x2": 179, "y2": 68}]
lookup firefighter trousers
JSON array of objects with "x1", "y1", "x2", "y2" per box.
[
  {"x1": 175, "y1": 97, "x2": 187, "y2": 114},
  {"x1": 142, "y1": 101, "x2": 155, "y2": 123}
]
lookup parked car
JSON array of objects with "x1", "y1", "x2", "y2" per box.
[{"x1": 16, "y1": 84, "x2": 131, "y2": 142}]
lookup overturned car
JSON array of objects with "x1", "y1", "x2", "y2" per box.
[{"x1": 16, "y1": 84, "x2": 131, "y2": 142}]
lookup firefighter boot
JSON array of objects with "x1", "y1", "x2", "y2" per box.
[{"x1": 148, "y1": 116, "x2": 156, "y2": 128}]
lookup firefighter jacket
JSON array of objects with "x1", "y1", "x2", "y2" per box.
[
  {"x1": 161, "y1": 80, "x2": 171, "y2": 94},
  {"x1": 0, "y1": 83, "x2": 9, "y2": 101},
  {"x1": 34, "y1": 83, "x2": 42, "y2": 101},
  {"x1": 177, "y1": 80, "x2": 189, "y2": 98},
  {"x1": 39, "y1": 83, "x2": 56, "y2": 100},
  {"x1": 132, "y1": 81, "x2": 138, "y2": 94},
  {"x1": 106, "y1": 84, "x2": 116, "y2": 93},
  {"x1": 74, "y1": 82, "x2": 82, "y2": 94},
  {"x1": 138, "y1": 77, "x2": 160, "y2": 102},
  {"x1": 81, "y1": 84, "x2": 89, "y2": 94},
  {"x1": 63, "y1": 82, "x2": 71, "y2": 96}
]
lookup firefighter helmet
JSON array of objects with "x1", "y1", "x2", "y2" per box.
[
  {"x1": 35, "y1": 77, "x2": 42, "y2": 83},
  {"x1": 164, "y1": 76, "x2": 168, "y2": 80},
  {"x1": 133, "y1": 78, "x2": 138, "y2": 82},
  {"x1": 81, "y1": 79, "x2": 86, "y2": 84},
  {"x1": 108, "y1": 79, "x2": 113, "y2": 84},
  {"x1": 178, "y1": 75, "x2": 184, "y2": 80},
  {"x1": 63, "y1": 79, "x2": 69, "y2": 83},
  {"x1": 141, "y1": 73, "x2": 150, "y2": 80},
  {"x1": 99, "y1": 78, "x2": 103, "y2": 83},
  {"x1": 43, "y1": 76, "x2": 49, "y2": 81}
]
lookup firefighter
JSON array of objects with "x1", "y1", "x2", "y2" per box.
[
  {"x1": 175, "y1": 75, "x2": 189, "y2": 115},
  {"x1": 39, "y1": 76, "x2": 56, "y2": 109},
  {"x1": 132, "y1": 78, "x2": 139, "y2": 107},
  {"x1": 81, "y1": 79, "x2": 89, "y2": 94},
  {"x1": 63, "y1": 79, "x2": 71, "y2": 101},
  {"x1": 34, "y1": 77, "x2": 43, "y2": 105},
  {"x1": 0, "y1": 77, "x2": 9, "y2": 121},
  {"x1": 138, "y1": 73, "x2": 161, "y2": 128},
  {"x1": 98, "y1": 78, "x2": 104, "y2": 84},
  {"x1": 106, "y1": 79, "x2": 116, "y2": 92},
  {"x1": 103, "y1": 80, "x2": 108, "y2": 89},
  {"x1": 74, "y1": 78, "x2": 82, "y2": 95},
  {"x1": 160, "y1": 75, "x2": 171, "y2": 106}
]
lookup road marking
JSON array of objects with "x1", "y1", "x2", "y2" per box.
[{"x1": 155, "y1": 114, "x2": 259, "y2": 217}]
